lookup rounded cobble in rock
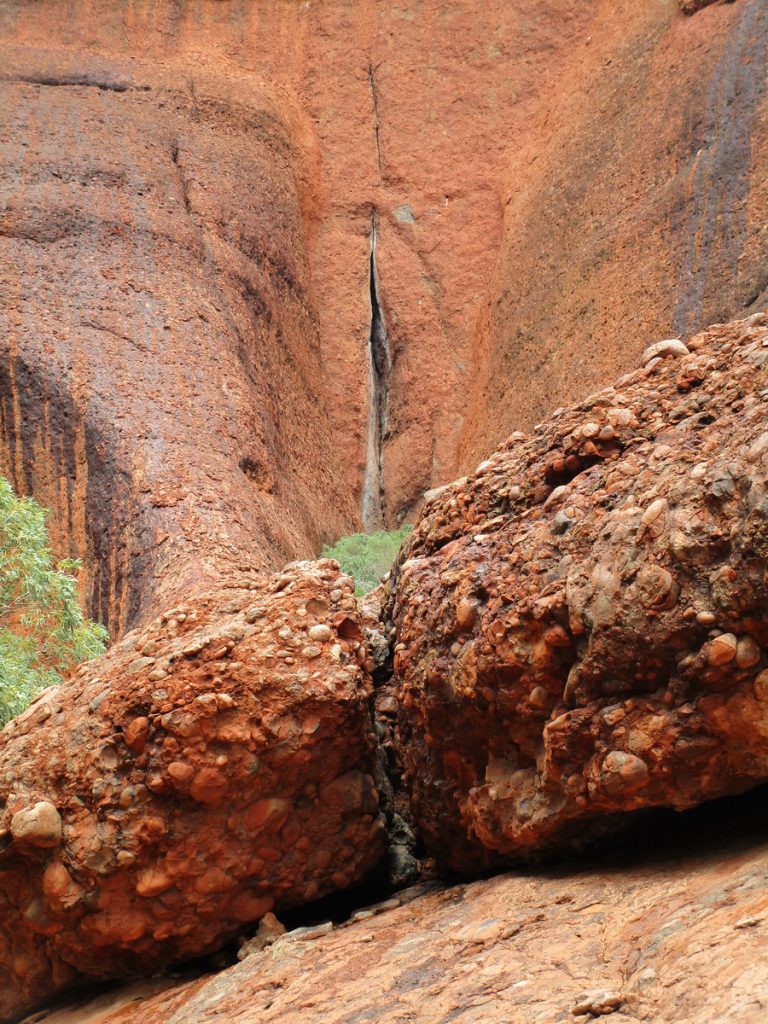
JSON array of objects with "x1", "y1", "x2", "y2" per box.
[
  {"x1": 642, "y1": 338, "x2": 689, "y2": 365},
  {"x1": 601, "y1": 752, "x2": 649, "y2": 796},
  {"x1": 736, "y1": 636, "x2": 761, "y2": 670},
  {"x1": 10, "y1": 802, "x2": 62, "y2": 848},
  {"x1": 707, "y1": 633, "x2": 738, "y2": 666}
]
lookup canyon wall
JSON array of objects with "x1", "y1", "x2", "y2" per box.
[
  {"x1": 461, "y1": 0, "x2": 768, "y2": 464},
  {"x1": 0, "y1": 2, "x2": 767, "y2": 1021},
  {"x1": 2, "y1": 0, "x2": 765, "y2": 620},
  {"x1": 0, "y1": 46, "x2": 356, "y2": 635}
]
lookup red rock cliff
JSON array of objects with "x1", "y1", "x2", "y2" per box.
[{"x1": 2, "y1": 0, "x2": 765, "y2": 583}]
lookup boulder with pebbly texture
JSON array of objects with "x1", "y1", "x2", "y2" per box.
[
  {"x1": 389, "y1": 311, "x2": 768, "y2": 873},
  {"x1": 0, "y1": 560, "x2": 385, "y2": 1023}
]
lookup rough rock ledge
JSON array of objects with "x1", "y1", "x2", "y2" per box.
[{"x1": 20, "y1": 803, "x2": 768, "y2": 1024}]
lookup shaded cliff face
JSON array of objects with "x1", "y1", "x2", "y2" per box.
[
  {"x1": 461, "y1": 0, "x2": 768, "y2": 465},
  {"x1": 0, "y1": 48, "x2": 355, "y2": 635}
]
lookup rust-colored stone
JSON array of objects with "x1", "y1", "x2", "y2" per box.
[
  {"x1": 390, "y1": 312, "x2": 768, "y2": 872},
  {"x1": 0, "y1": 561, "x2": 385, "y2": 1022},
  {"x1": 680, "y1": 0, "x2": 735, "y2": 13},
  {"x1": 460, "y1": 0, "x2": 768, "y2": 469},
  {"x1": 0, "y1": 46, "x2": 356, "y2": 637},
  {"x1": 19, "y1": 825, "x2": 768, "y2": 1024},
  {"x1": 2, "y1": 2, "x2": 764, "y2": 538}
]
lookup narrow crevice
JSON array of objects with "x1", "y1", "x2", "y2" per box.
[
  {"x1": 368, "y1": 60, "x2": 383, "y2": 178},
  {"x1": 361, "y1": 211, "x2": 392, "y2": 531},
  {"x1": 16, "y1": 74, "x2": 150, "y2": 93},
  {"x1": 170, "y1": 141, "x2": 191, "y2": 214}
]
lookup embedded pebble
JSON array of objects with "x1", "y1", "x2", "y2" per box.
[
  {"x1": 707, "y1": 633, "x2": 738, "y2": 666},
  {"x1": 10, "y1": 802, "x2": 62, "y2": 848},
  {"x1": 642, "y1": 338, "x2": 689, "y2": 365}
]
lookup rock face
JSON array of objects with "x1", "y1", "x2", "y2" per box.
[
  {"x1": 19, "y1": 811, "x2": 768, "y2": 1024},
  {"x1": 0, "y1": 3, "x2": 767, "y2": 1022},
  {"x1": 460, "y1": 0, "x2": 768, "y2": 467},
  {"x1": 391, "y1": 312, "x2": 768, "y2": 871},
  {"x1": 2, "y1": 2, "x2": 767, "y2": 541},
  {"x1": 680, "y1": 0, "x2": 733, "y2": 12},
  {"x1": 0, "y1": 46, "x2": 356, "y2": 637},
  {"x1": 0, "y1": 561, "x2": 385, "y2": 1023}
]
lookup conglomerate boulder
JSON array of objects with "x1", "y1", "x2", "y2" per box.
[
  {"x1": 0, "y1": 560, "x2": 385, "y2": 1022},
  {"x1": 390, "y1": 312, "x2": 768, "y2": 872}
]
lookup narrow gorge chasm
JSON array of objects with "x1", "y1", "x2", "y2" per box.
[
  {"x1": 1, "y1": 1, "x2": 768, "y2": 1022},
  {"x1": 361, "y1": 213, "x2": 391, "y2": 532}
]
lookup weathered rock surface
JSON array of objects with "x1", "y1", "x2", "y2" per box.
[
  {"x1": 680, "y1": 0, "x2": 733, "y2": 13},
  {"x1": 391, "y1": 312, "x2": 768, "y2": 871},
  {"x1": 20, "y1": 806, "x2": 768, "y2": 1024},
  {"x1": 0, "y1": 46, "x2": 356, "y2": 636},
  {"x1": 0, "y1": 3, "x2": 766, "y2": 1021},
  {"x1": 2, "y1": 2, "x2": 767, "y2": 535},
  {"x1": 460, "y1": 0, "x2": 768, "y2": 467},
  {"x1": 0, "y1": 560, "x2": 385, "y2": 1022}
]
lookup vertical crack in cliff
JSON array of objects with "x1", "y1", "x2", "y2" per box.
[
  {"x1": 361, "y1": 212, "x2": 391, "y2": 531},
  {"x1": 170, "y1": 140, "x2": 191, "y2": 214},
  {"x1": 368, "y1": 60, "x2": 383, "y2": 178}
]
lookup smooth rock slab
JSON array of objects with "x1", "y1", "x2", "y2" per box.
[
  {"x1": 0, "y1": 560, "x2": 385, "y2": 1022},
  {"x1": 19, "y1": 823, "x2": 768, "y2": 1024}
]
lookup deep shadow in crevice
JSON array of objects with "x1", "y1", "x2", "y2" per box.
[
  {"x1": 16, "y1": 74, "x2": 150, "y2": 93},
  {"x1": 486, "y1": 780, "x2": 768, "y2": 885},
  {"x1": 360, "y1": 211, "x2": 392, "y2": 531}
]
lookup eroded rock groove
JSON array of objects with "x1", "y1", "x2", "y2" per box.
[
  {"x1": 361, "y1": 212, "x2": 391, "y2": 531},
  {"x1": 368, "y1": 61, "x2": 382, "y2": 178}
]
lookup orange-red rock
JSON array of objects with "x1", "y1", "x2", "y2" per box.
[
  {"x1": 0, "y1": 2, "x2": 767, "y2": 1020},
  {"x1": 0, "y1": 46, "x2": 356, "y2": 637},
  {"x1": 391, "y1": 312, "x2": 768, "y2": 871},
  {"x1": 3, "y1": 2, "x2": 766, "y2": 542},
  {"x1": 19, "y1": 813, "x2": 768, "y2": 1024},
  {"x1": 0, "y1": 560, "x2": 385, "y2": 1022},
  {"x1": 459, "y1": 0, "x2": 768, "y2": 469},
  {"x1": 680, "y1": 0, "x2": 732, "y2": 12}
]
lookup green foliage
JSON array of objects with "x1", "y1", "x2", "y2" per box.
[
  {"x1": 322, "y1": 525, "x2": 412, "y2": 596},
  {"x1": 0, "y1": 476, "x2": 108, "y2": 727}
]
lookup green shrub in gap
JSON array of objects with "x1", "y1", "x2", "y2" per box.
[{"x1": 322, "y1": 525, "x2": 412, "y2": 596}]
